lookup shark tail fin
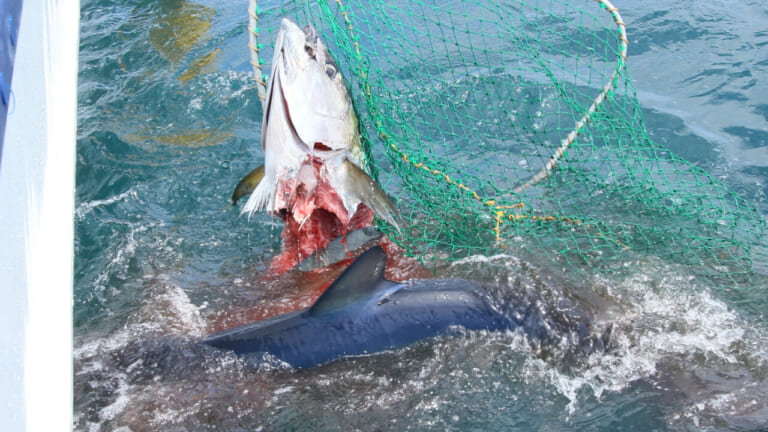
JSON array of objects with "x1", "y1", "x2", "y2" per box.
[{"x1": 309, "y1": 245, "x2": 389, "y2": 315}]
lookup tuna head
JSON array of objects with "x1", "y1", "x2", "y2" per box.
[{"x1": 269, "y1": 18, "x2": 359, "y2": 155}]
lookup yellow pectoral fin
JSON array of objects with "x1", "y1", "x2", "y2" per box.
[
  {"x1": 232, "y1": 165, "x2": 265, "y2": 205},
  {"x1": 344, "y1": 160, "x2": 402, "y2": 232}
]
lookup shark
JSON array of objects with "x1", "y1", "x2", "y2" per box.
[{"x1": 203, "y1": 246, "x2": 605, "y2": 368}]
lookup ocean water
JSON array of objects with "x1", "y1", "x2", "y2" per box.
[{"x1": 74, "y1": 1, "x2": 768, "y2": 431}]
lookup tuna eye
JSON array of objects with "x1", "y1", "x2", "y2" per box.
[
  {"x1": 324, "y1": 64, "x2": 337, "y2": 78},
  {"x1": 304, "y1": 45, "x2": 315, "y2": 59}
]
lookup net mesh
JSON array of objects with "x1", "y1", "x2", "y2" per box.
[{"x1": 250, "y1": 0, "x2": 765, "y2": 282}]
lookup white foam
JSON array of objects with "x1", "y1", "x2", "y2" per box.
[
  {"x1": 75, "y1": 274, "x2": 211, "y2": 429},
  {"x1": 96, "y1": 375, "x2": 132, "y2": 425},
  {"x1": 75, "y1": 276, "x2": 206, "y2": 369},
  {"x1": 192, "y1": 70, "x2": 255, "y2": 104},
  {"x1": 516, "y1": 257, "x2": 768, "y2": 416},
  {"x1": 144, "y1": 276, "x2": 207, "y2": 337},
  {"x1": 87, "y1": 221, "x2": 156, "y2": 304},
  {"x1": 450, "y1": 253, "x2": 520, "y2": 267},
  {"x1": 274, "y1": 386, "x2": 294, "y2": 395},
  {"x1": 75, "y1": 188, "x2": 137, "y2": 221}
]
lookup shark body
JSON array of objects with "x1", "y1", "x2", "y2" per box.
[{"x1": 203, "y1": 246, "x2": 603, "y2": 368}]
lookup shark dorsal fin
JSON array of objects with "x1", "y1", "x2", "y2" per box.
[{"x1": 310, "y1": 246, "x2": 388, "y2": 315}]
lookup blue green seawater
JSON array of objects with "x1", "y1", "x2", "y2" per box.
[{"x1": 74, "y1": 1, "x2": 768, "y2": 430}]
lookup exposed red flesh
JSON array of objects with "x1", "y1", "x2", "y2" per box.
[
  {"x1": 267, "y1": 204, "x2": 374, "y2": 275},
  {"x1": 210, "y1": 234, "x2": 432, "y2": 332},
  {"x1": 265, "y1": 155, "x2": 377, "y2": 276}
]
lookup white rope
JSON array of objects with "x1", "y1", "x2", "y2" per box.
[
  {"x1": 514, "y1": 0, "x2": 629, "y2": 194},
  {"x1": 248, "y1": 0, "x2": 267, "y2": 109}
]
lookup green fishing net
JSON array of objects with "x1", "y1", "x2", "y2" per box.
[{"x1": 249, "y1": 0, "x2": 765, "y2": 282}]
